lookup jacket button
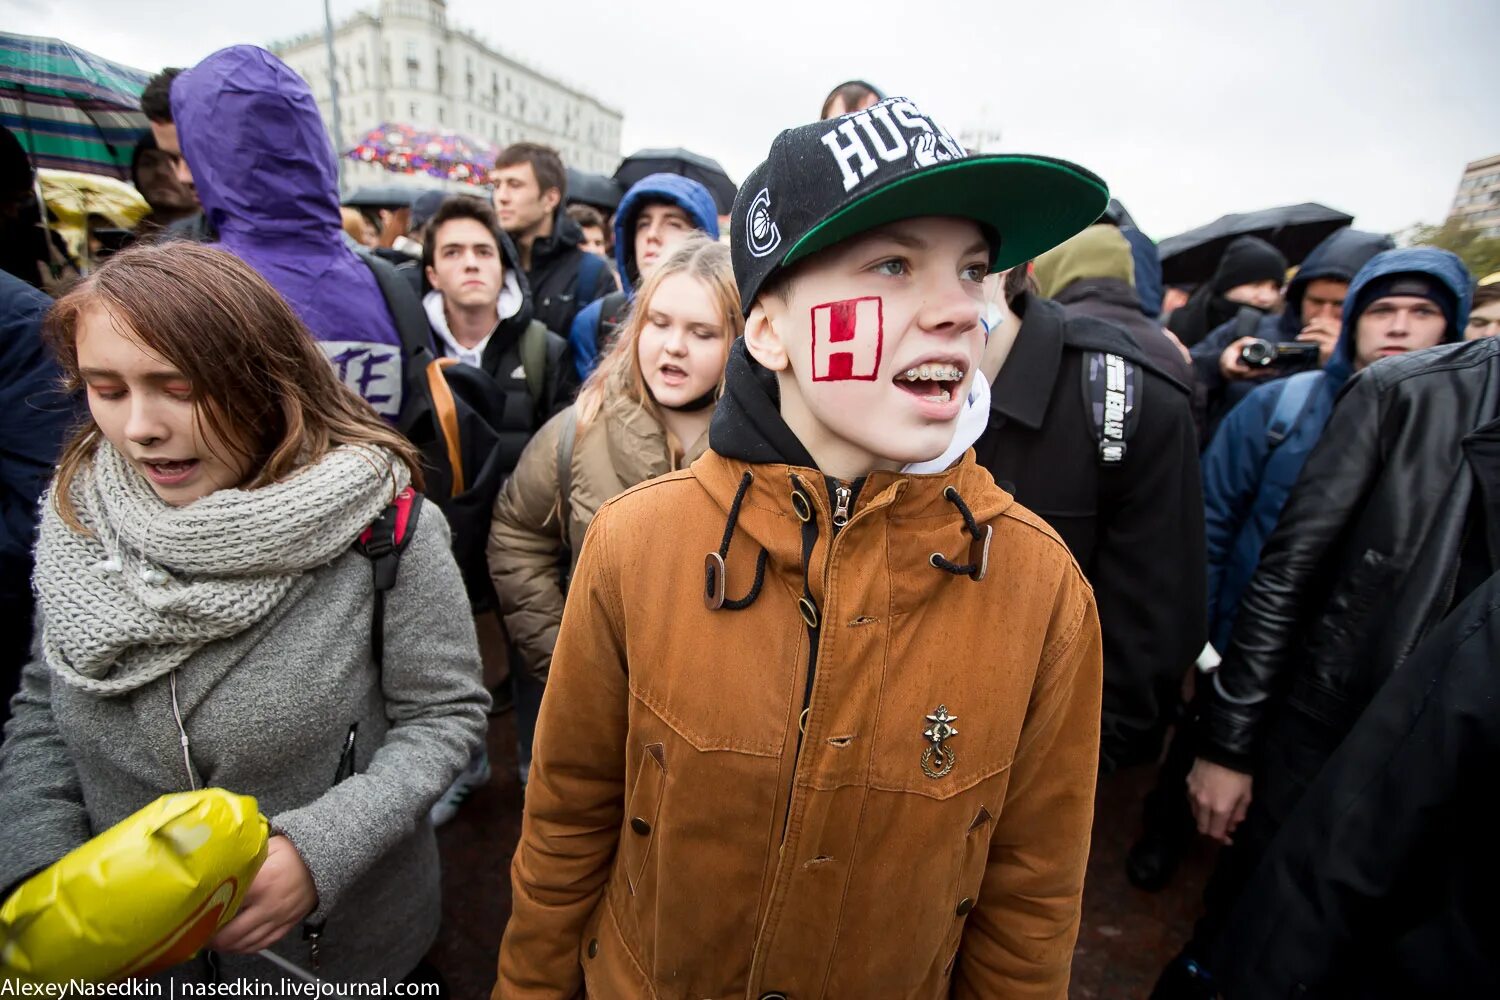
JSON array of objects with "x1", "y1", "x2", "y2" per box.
[
  {"x1": 587, "y1": 938, "x2": 599, "y2": 958},
  {"x1": 759, "y1": 993, "x2": 789, "y2": 1000},
  {"x1": 630, "y1": 816, "x2": 651, "y2": 836},
  {"x1": 956, "y1": 897, "x2": 975, "y2": 916}
]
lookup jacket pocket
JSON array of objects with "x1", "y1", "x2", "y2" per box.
[
  {"x1": 622, "y1": 742, "x2": 666, "y2": 895},
  {"x1": 940, "y1": 805, "x2": 994, "y2": 978}
]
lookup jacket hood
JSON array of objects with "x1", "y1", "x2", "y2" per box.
[
  {"x1": 709, "y1": 339, "x2": 819, "y2": 468},
  {"x1": 1033, "y1": 224, "x2": 1135, "y2": 299},
  {"x1": 1278, "y1": 228, "x2": 1394, "y2": 338},
  {"x1": 1327, "y1": 247, "x2": 1473, "y2": 388},
  {"x1": 612, "y1": 173, "x2": 721, "y2": 289},
  {"x1": 171, "y1": 46, "x2": 402, "y2": 364},
  {"x1": 173, "y1": 46, "x2": 341, "y2": 246}
]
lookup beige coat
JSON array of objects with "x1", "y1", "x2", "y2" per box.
[{"x1": 487, "y1": 389, "x2": 708, "y2": 681}]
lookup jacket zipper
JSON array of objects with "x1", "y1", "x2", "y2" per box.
[
  {"x1": 778, "y1": 478, "x2": 863, "y2": 846},
  {"x1": 832, "y1": 485, "x2": 852, "y2": 528}
]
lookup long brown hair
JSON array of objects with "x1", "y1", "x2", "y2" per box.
[
  {"x1": 575, "y1": 236, "x2": 741, "y2": 433},
  {"x1": 46, "y1": 241, "x2": 423, "y2": 528}
]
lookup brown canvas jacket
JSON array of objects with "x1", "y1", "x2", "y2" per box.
[
  {"x1": 496, "y1": 449, "x2": 1102, "y2": 999},
  {"x1": 487, "y1": 389, "x2": 709, "y2": 681}
]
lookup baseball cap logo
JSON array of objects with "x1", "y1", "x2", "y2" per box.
[
  {"x1": 746, "y1": 188, "x2": 782, "y2": 258},
  {"x1": 820, "y1": 98, "x2": 967, "y2": 192}
]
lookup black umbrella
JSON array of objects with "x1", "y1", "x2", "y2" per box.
[
  {"x1": 342, "y1": 185, "x2": 434, "y2": 209},
  {"x1": 565, "y1": 168, "x2": 624, "y2": 213},
  {"x1": 1158, "y1": 203, "x2": 1354, "y2": 286},
  {"x1": 613, "y1": 147, "x2": 736, "y2": 215}
]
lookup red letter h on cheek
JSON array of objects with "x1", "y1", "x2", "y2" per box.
[{"x1": 811, "y1": 297, "x2": 883, "y2": 381}]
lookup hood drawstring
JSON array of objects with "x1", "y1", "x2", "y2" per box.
[
  {"x1": 930, "y1": 486, "x2": 992, "y2": 582},
  {"x1": 704, "y1": 471, "x2": 768, "y2": 611}
]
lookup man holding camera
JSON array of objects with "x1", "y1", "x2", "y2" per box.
[
  {"x1": 1150, "y1": 246, "x2": 1472, "y2": 999},
  {"x1": 1190, "y1": 229, "x2": 1392, "y2": 442}
]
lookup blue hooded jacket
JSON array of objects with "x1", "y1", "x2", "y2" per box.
[
  {"x1": 172, "y1": 46, "x2": 406, "y2": 419},
  {"x1": 568, "y1": 173, "x2": 719, "y2": 379},
  {"x1": 1202, "y1": 247, "x2": 1473, "y2": 650}
]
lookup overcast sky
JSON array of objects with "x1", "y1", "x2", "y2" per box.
[{"x1": 8, "y1": 0, "x2": 1496, "y2": 239}]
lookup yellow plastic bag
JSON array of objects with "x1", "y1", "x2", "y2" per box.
[{"x1": 0, "y1": 788, "x2": 269, "y2": 983}]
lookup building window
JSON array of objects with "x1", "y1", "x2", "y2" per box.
[
  {"x1": 410, "y1": 101, "x2": 419, "y2": 119},
  {"x1": 437, "y1": 106, "x2": 444, "y2": 124}
]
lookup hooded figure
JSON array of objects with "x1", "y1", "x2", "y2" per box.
[
  {"x1": 172, "y1": 46, "x2": 405, "y2": 420},
  {"x1": 1200, "y1": 247, "x2": 1472, "y2": 653},
  {"x1": 567, "y1": 173, "x2": 720, "y2": 379},
  {"x1": 1166, "y1": 235, "x2": 1287, "y2": 348},
  {"x1": 1034, "y1": 224, "x2": 1192, "y2": 385},
  {"x1": 1190, "y1": 228, "x2": 1395, "y2": 439}
]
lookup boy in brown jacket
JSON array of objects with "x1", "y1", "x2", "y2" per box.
[{"x1": 496, "y1": 98, "x2": 1108, "y2": 999}]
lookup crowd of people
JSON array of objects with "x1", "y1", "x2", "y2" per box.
[{"x1": 0, "y1": 47, "x2": 1498, "y2": 998}]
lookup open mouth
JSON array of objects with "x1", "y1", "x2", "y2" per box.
[
  {"x1": 659, "y1": 363, "x2": 689, "y2": 385},
  {"x1": 141, "y1": 458, "x2": 199, "y2": 486},
  {"x1": 894, "y1": 362, "x2": 967, "y2": 404}
]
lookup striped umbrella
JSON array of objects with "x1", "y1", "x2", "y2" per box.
[{"x1": 0, "y1": 31, "x2": 151, "y2": 180}]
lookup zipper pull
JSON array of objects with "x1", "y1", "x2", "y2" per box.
[{"x1": 833, "y1": 485, "x2": 852, "y2": 529}]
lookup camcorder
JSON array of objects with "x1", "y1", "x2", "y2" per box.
[{"x1": 1239, "y1": 339, "x2": 1321, "y2": 372}]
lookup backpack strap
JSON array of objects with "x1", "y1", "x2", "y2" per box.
[
  {"x1": 556, "y1": 408, "x2": 579, "y2": 544},
  {"x1": 1082, "y1": 351, "x2": 1142, "y2": 465},
  {"x1": 519, "y1": 320, "x2": 551, "y2": 405},
  {"x1": 354, "y1": 488, "x2": 424, "y2": 669},
  {"x1": 1266, "y1": 370, "x2": 1321, "y2": 448}
]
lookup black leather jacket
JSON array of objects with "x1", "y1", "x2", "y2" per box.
[{"x1": 1203, "y1": 336, "x2": 1500, "y2": 773}]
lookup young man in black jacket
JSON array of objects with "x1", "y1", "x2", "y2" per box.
[
  {"x1": 972, "y1": 264, "x2": 1206, "y2": 773},
  {"x1": 1155, "y1": 330, "x2": 1497, "y2": 1000},
  {"x1": 492, "y1": 142, "x2": 615, "y2": 336}
]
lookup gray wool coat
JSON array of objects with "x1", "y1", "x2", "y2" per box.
[{"x1": 0, "y1": 504, "x2": 490, "y2": 982}]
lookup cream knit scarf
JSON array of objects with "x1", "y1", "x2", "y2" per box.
[{"x1": 34, "y1": 442, "x2": 410, "y2": 696}]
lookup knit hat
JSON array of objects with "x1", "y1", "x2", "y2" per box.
[
  {"x1": 730, "y1": 96, "x2": 1109, "y2": 316},
  {"x1": 1032, "y1": 224, "x2": 1136, "y2": 299},
  {"x1": 1211, "y1": 235, "x2": 1287, "y2": 295},
  {"x1": 1349, "y1": 271, "x2": 1459, "y2": 333}
]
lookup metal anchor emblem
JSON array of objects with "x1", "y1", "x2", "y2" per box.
[{"x1": 921, "y1": 704, "x2": 958, "y2": 779}]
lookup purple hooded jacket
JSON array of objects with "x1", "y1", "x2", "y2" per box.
[{"x1": 172, "y1": 46, "x2": 405, "y2": 418}]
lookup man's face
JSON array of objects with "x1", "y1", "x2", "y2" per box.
[
  {"x1": 1223, "y1": 278, "x2": 1282, "y2": 311},
  {"x1": 1353, "y1": 295, "x2": 1447, "y2": 369},
  {"x1": 491, "y1": 162, "x2": 557, "y2": 236},
  {"x1": 1300, "y1": 278, "x2": 1348, "y2": 326},
  {"x1": 425, "y1": 218, "x2": 503, "y2": 310},
  {"x1": 634, "y1": 202, "x2": 695, "y2": 279},
  {"x1": 1465, "y1": 298, "x2": 1500, "y2": 340},
  {"x1": 148, "y1": 120, "x2": 194, "y2": 191},
  {"x1": 748, "y1": 216, "x2": 989, "y2": 476},
  {"x1": 578, "y1": 225, "x2": 607, "y2": 256}
]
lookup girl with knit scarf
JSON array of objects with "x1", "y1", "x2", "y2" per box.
[{"x1": 0, "y1": 243, "x2": 489, "y2": 983}]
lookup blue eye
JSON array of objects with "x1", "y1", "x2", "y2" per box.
[{"x1": 873, "y1": 258, "x2": 907, "y2": 277}]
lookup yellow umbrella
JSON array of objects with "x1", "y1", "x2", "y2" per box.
[{"x1": 38, "y1": 167, "x2": 149, "y2": 265}]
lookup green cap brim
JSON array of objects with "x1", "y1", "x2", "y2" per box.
[{"x1": 782, "y1": 154, "x2": 1110, "y2": 274}]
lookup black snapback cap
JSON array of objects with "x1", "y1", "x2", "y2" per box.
[{"x1": 731, "y1": 96, "x2": 1110, "y2": 316}]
